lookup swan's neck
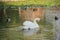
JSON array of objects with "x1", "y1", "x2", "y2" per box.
[{"x1": 34, "y1": 20, "x2": 38, "y2": 26}]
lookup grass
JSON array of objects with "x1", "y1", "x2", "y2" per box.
[
  {"x1": 0, "y1": 0, "x2": 60, "y2": 6},
  {"x1": 4, "y1": 0, "x2": 60, "y2": 6}
]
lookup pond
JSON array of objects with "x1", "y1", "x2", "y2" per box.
[{"x1": 0, "y1": 22, "x2": 54, "y2": 40}]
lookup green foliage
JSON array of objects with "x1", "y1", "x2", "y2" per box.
[{"x1": 3, "y1": 0, "x2": 60, "y2": 6}]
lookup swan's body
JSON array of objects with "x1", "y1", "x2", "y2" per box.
[
  {"x1": 23, "y1": 21, "x2": 38, "y2": 29},
  {"x1": 22, "y1": 18, "x2": 40, "y2": 30}
]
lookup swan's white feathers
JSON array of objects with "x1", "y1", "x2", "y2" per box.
[
  {"x1": 23, "y1": 21, "x2": 35, "y2": 26},
  {"x1": 23, "y1": 18, "x2": 40, "y2": 29}
]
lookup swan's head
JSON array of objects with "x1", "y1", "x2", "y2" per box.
[{"x1": 34, "y1": 18, "x2": 40, "y2": 22}]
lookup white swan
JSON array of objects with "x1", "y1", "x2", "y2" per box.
[{"x1": 22, "y1": 18, "x2": 40, "y2": 30}]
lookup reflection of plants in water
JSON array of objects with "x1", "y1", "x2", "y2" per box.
[
  {"x1": 38, "y1": 20, "x2": 54, "y2": 40},
  {"x1": 0, "y1": 29, "x2": 24, "y2": 40},
  {"x1": 0, "y1": 30, "x2": 8, "y2": 40},
  {"x1": 43, "y1": 31, "x2": 54, "y2": 40},
  {"x1": 39, "y1": 20, "x2": 53, "y2": 29},
  {"x1": 4, "y1": 7, "x2": 23, "y2": 28}
]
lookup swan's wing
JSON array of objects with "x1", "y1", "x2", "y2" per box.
[{"x1": 23, "y1": 21, "x2": 34, "y2": 26}]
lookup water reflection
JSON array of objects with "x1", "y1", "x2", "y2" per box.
[
  {"x1": 23, "y1": 29, "x2": 39, "y2": 36},
  {"x1": 0, "y1": 27, "x2": 24, "y2": 40}
]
